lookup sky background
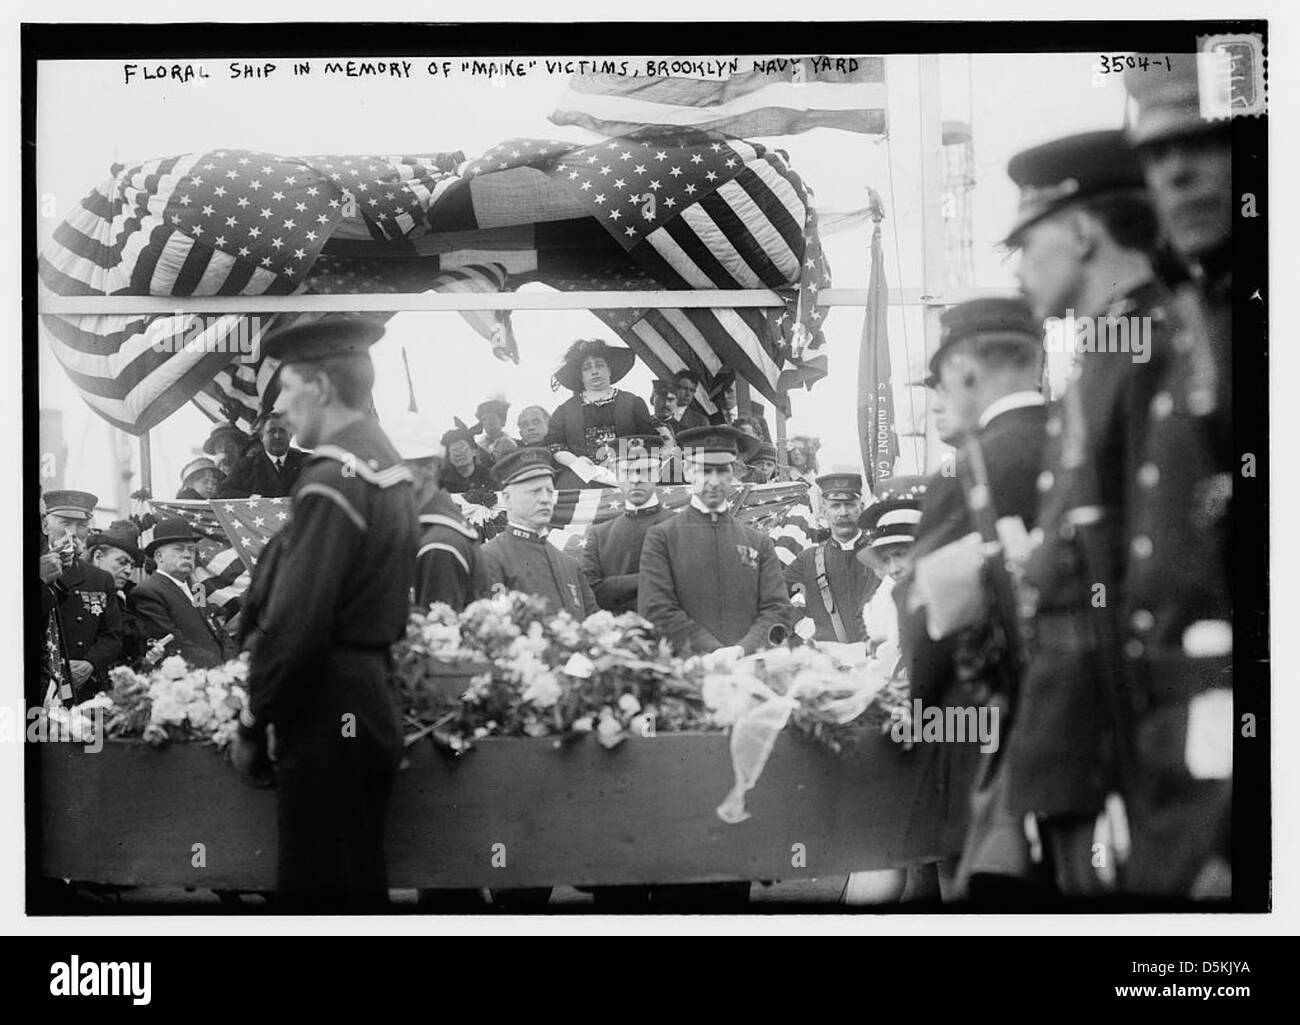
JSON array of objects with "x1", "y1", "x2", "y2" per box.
[{"x1": 36, "y1": 52, "x2": 1127, "y2": 515}]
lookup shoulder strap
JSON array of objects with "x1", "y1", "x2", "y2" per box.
[{"x1": 813, "y1": 543, "x2": 849, "y2": 643}]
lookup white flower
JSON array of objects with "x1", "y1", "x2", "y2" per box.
[
  {"x1": 596, "y1": 715, "x2": 623, "y2": 740},
  {"x1": 185, "y1": 701, "x2": 214, "y2": 730},
  {"x1": 617, "y1": 693, "x2": 641, "y2": 715},
  {"x1": 158, "y1": 655, "x2": 189, "y2": 680},
  {"x1": 563, "y1": 652, "x2": 596, "y2": 679},
  {"x1": 571, "y1": 716, "x2": 594, "y2": 733},
  {"x1": 794, "y1": 617, "x2": 818, "y2": 640},
  {"x1": 522, "y1": 671, "x2": 562, "y2": 709}
]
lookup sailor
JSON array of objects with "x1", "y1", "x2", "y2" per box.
[
  {"x1": 638, "y1": 425, "x2": 793, "y2": 657},
  {"x1": 784, "y1": 471, "x2": 877, "y2": 644},
  {"x1": 387, "y1": 414, "x2": 483, "y2": 613},
  {"x1": 231, "y1": 316, "x2": 416, "y2": 910},
  {"x1": 479, "y1": 447, "x2": 597, "y2": 618},
  {"x1": 581, "y1": 434, "x2": 675, "y2": 615}
]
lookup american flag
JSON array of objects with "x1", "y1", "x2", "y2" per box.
[
  {"x1": 42, "y1": 136, "x2": 829, "y2": 431},
  {"x1": 148, "y1": 497, "x2": 288, "y2": 617},
  {"x1": 464, "y1": 134, "x2": 828, "y2": 412},
  {"x1": 39, "y1": 149, "x2": 498, "y2": 434},
  {"x1": 549, "y1": 57, "x2": 888, "y2": 139},
  {"x1": 151, "y1": 483, "x2": 816, "y2": 615}
]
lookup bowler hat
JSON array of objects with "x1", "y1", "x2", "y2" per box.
[
  {"x1": 86, "y1": 529, "x2": 144, "y2": 566},
  {"x1": 553, "y1": 339, "x2": 636, "y2": 393},
  {"x1": 145, "y1": 518, "x2": 203, "y2": 557}
]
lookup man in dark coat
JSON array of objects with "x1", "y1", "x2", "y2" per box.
[
  {"x1": 231, "y1": 318, "x2": 417, "y2": 910},
  {"x1": 581, "y1": 435, "x2": 675, "y2": 615},
  {"x1": 784, "y1": 471, "x2": 877, "y2": 644},
  {"x1": 1001, "y1": 129, "x2": 1175, "y2": 896},
  {"x1": 216, "y1": 411, "x2": 307, "y2": 498},
  {"x1": 41, "y1": 490, "x2": 122, "y2": 703},
  {"x1": 638, "y1": 425, "x2": 793, "y2": 657},
  {"x1": 86, "y1": 527, "x2": 147, "y2": 666},
  {"x1": 479, "y1": 448, "x2": 597, "y2": 618},
  {"x1": 129, "y1": 519, "x2": 232, "y2": 668},
  {"x1": 1120, "y1": 53, "x2": 1234, "y2": 899},
  {"x1": 894, "y1": 298, "x2": 1049, "y2": 902}
]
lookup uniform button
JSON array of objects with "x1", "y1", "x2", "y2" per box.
[
  {"x1": 1131, "y1": 534, "x2": 1153, "y2": 559},
  {"x1": 1037, "y1": 471, "x2": 1054, "y2": 493},
  {"x1": 1137, "y1": 463, "x2": 1160, "y2": 488},
  {"x1": 1046, "y1": 417, "x2": 1062, "y2": 437},
  {"x1": 1188, "y1": 389, "x2": 1214, "y2": 416},
  {"x1": 1131, "y1": 609, "x2": 1155, "y2": 633},
  {"x1": 76, "y1": 616, "x2": 84, "y2": 622},
  {"x1": 1125, "y1": 639, "x2": 1145, "y2": 659},
  {"x1": 368, "y1": 459, "x2": 380, "y2": 470},
  {"x1": 1151, "y1": 392, "x2": 1174, "y2": 419}
]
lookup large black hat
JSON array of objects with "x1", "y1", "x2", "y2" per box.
[
  {"x1": 677, "y1": 424, "x2": 761, "y2": 465},
  {"x1": 202, "y1": 422, "x2": 250, "y2": 455},
  {"x1": 262, "y1": 316, "x2": 386, "y2": 364},
  {"x1": 86, "y1": 528, "x2": 144, "y2": 566},
  {"x1": 1004, "y1": 130, "x2": 1147, "y2": 245},
  {"x1": 144, "y1": 518, "x2": 203, "y2": 557},
  {"x1": 928, "y1": 296, "x2": 1041, "y2": 382},
  {"x1": 553, "y1": 338, "x2": 637, "y2": 393}
]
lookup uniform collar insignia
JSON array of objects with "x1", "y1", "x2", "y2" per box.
[{"x1": 507, "y1": 523, "x2": 548, "y2": 542}]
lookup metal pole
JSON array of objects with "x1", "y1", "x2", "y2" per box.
[
  {"x1": 917, "y1": 55, "x2": 948, "y2": 475},
  {"x1": 139, "y1": 431, "x2": 152, "y2": 498}
]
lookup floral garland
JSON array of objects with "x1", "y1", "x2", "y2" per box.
[{"x1": 51, "y1": 654, "x2": 251, "y2": 749}]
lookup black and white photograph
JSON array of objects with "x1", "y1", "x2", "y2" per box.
[{"x1": 8, "y1": 4, "x2": 1287, "y2": 963}]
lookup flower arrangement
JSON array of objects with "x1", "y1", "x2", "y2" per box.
[
  {"x1": 85, "y1": 654, "x2": 251, "y2": 749},
  {"x1": 393, "y1": 591, "x2": 716, "y2": 753}
]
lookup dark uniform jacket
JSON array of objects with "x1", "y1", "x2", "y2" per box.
[
  {"x1": 240, "y1": 417, "x2": 416, "y2": 734},
  {"x1": 1009, "y1": 281, "x2": 1173, "y2": 819},
  {"x1": 638, "y1": 500, "x2": 793, "y2": 655},
  {"x1": 52, "y1": 560, "x2": 123, "y2": 700},
  {"x1": 785, "y1": 532, "x2": 878, "y2": 644},
  {"x1": 1120, "y1": 272, "x2": 1233, "y2": 895},
  {"x1": 129, "y1": 571, "x2": 232, "y2": 668},
  {"x1": 415, "y1": 490, "x2": 482, "y2": 612},
  {"x1": 898, "y1": 401, "x2": 1049, "y2": 705},
  {"x1": 580, "y1": 498, "x2": 675, "y2": 614},
  {"x1": 216, "y1": 447, "x2": 307, "y2": 499},
  {"x1": 480, "y1": 525, "x2": 597, "y2": 619}
]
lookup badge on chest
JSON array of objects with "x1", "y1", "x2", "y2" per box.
[
  {"x1": 76, "y1": 591, "x2": 107, "y2": 616},
  {"x1": 735, "y1": 544, "x2": 759, "y2": 570}
]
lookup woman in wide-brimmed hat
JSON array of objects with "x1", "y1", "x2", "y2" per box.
[{"x1": 545, "y1": 338, "x2": 657, "y2": 489}]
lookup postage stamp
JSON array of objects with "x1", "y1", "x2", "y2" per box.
[{"x1": 1197, "y1": 32, "x2": 1267, "y2": 120}]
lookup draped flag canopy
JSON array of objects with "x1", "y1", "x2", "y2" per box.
[{"x1": 40, "y1": 132, "x2": 831, "y2": 435}]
